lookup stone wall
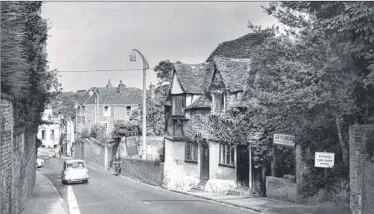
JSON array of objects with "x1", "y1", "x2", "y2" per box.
[
  {"x1": 0, "y1": 94, "x2": 36, "y2": 214},
  {"x1": 74, "y1": 138, "x2": 109, "y2": 171},
  {"x1": 120, "y1": 157, "x2": 164, "y2": 186},
  {"x1": 266, "y1": 176, "x2": 297, "y2": 203},
  {"x1": 349, "y1": 124, "x2": 374, "y2": 214}
]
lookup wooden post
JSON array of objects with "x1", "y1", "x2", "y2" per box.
[
  {"x1": 271, "y1": 146, "x2": 277, "y2": 177},
  {"x1": 249, "y1": 144, "x2": 253, "y2": 191}
]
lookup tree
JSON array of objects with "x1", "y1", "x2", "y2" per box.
[{"x1": 1, "y1": 2, "x2": 61, "y2": 133}]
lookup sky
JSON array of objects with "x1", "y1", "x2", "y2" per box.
[{"x1": 41, "y1": 2, "x2": 278, "y2": 92}]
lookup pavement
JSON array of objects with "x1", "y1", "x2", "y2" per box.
[
  {"x1": 24, "y1": 155, "x2": 350, "y2": 214},
  {"x1": 23, "y1": 171, "x2": 68, "y2": 214},
  {"x1": 172, "y1": 190, "x2": 350, "y2": 214}
]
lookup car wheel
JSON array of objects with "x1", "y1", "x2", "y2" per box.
[{"x1": 36, "y1": 163, "x2": 39, "y2": 168}]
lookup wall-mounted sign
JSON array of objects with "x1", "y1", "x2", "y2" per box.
[
  {"x1": 315, "y1": 152, "x2": 335, "y2": 168},
  {"x1": 273, "y1": 134, "x2": 295, "y2": 148}
]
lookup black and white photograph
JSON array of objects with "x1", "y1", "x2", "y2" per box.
[{"x1": 1, "y1": 1, "x2": 373, "y2": 214}]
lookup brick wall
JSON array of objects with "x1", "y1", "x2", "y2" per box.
[
  {"x1": 1, "y1": 94, "x2": 14, "y2": 214},
  {"x1": 349, "y1": 124, "x2": 374, "y2": 214},
  {"x1": 266, "y1": 176, "x2": 297, "y2": 203},
  {"x1": 1, "y1": 94, "x2": 36, "y2": 214},
  {"x1": 120, "y1": 157, "x2": 164, "y2": 186}
]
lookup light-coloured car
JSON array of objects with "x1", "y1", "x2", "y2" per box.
[
  {"x1": 61, "y1": 159, "x2": 89, "y2": 184},
  {"x1": 36, "y1": 159, "x2": 44, "y2": 168}
]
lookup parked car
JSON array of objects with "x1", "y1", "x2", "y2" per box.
[
  {"x1": 49, "y1": 151, "x2": 56, "y2": 158},
  {"x1": 61, "y1": 159, "x2": 89, "y2": 185},
  {"x1": 36, "y1": 158, "x2": 44, "y2": 168}
]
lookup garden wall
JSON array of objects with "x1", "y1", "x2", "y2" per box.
[{"x1": 120, "y1": 157, "x2": 164, "y2": 186}]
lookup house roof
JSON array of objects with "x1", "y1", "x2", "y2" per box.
[
  {"x1": 185, "y1": 95, "x2": 212, "y2": 109},
  {"x1": 173, "y1": 63, "x2": 215, "y2": 94},
  {"x1": 78, "y1": 87, "x2": 143, "y2": 105},
  {"x1": 206, "y1": 33, "x2": 263, "y2": 62},
  {"x1": 213, "y1": 56, "x2": 251, "y2": 92}
]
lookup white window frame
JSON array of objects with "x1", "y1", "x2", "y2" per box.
[{"x1": 219, "y1": 143, "x2": 235, "y2": 167}]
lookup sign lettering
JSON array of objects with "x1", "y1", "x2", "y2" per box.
[
  {"x1": 314, "y1": 152, "x2": 335, "y2": 168},
  {"x1": 273, "y1": 134, "x2": 295, "y2": 148}
]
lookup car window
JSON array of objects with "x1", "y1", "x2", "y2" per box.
[{"x1": 66, "y1": 162, "x2": 85, "y2": 169}]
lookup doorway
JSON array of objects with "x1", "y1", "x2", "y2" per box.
[
  {"x1": 237, "y1": 145, "x2": 249, "y2": 187},
  {"x1": 200, "y1": 144, "x2": 209, "y2": 184}
]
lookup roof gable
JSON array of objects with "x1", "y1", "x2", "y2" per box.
[
  {"x1": 173, "y1": 63, "x2": 214, "y2": 94},
  {"x1": 206, "y1": 33, "x2": 263, "y2": 62},
  {"x1": 171, "y1": 71, "x2": 184, "y2": 94},
  {"x1": 213, "y1": 56, "x2": 252, "y2": 93}
]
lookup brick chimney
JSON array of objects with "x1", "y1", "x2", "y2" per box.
[
  {"x1": 117, "y1": 80, "x2": 126, "y2": 92},
  {"x1": 106, "y1": 79, "x2": 112, "y2": 88}
]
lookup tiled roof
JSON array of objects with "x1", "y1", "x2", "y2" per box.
[
  {"x1": 185, "y1": 95, "x2": 212, "y2": 109},
  {"x1": 173, "y1": 63, "x2": 214, "y2": 94},
  {"x1": 206, "y1": 33, "x2": 263, "y2": 62},
  {"x1": 78, "y1": 87, "x2": 143, "y2": 105},
  {"x1": 213, "y1": 56, "x2": 251, "y2": 92}
]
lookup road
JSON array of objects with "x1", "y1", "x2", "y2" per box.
[{"x1": 40, "y1": 157, "x2": 257, "y2": 214}]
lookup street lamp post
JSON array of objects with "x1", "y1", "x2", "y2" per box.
[
  {"x1": 130, "y1": 49, "x2": 149, "y2": 160},
  {"x1": 89, "y1": 89, "x2": 100, "y2": 124},
  {"x1": 63, "y1": 114, "x2": 73, "y2": 156},
  {"x1": 74, "y1": 102, "x2": 84, "y2": 138}
]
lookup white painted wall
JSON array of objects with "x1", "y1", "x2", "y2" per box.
[
  {"x1": 171, "y1": 73, "x2": 184, "y2": 94},
  {"x1": 37, "y1": 124, "x2": 61, "y2": 148}
]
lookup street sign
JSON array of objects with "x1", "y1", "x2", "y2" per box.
[
  {"x1": 273, "y1": 134, "x2": 295, "y2": 148},
  {"x1": 314, "y1": 152, "x2": 335, "y2": 168}
]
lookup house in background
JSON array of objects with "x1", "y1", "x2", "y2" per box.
[
  {"x1": 76, "y1": 79, "x2": 147, "y2": 135},
  {"x1": 163, "y1": 56, "x2": 255, "y2": 194},
  {"x1": 37, "y1": 105, "x2": 61, "y2": 148}
]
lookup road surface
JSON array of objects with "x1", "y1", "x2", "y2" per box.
[{"x1": 40, "y1": 157, "x2": 257, "y2": 214}]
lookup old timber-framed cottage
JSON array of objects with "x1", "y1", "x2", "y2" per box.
[{"x1": 163, "y1": 56, "x2": 254, "y2": 194}]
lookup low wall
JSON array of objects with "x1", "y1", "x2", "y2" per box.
[
  {"x1": 266, "y1": 176, "x2": 297, "y2": 203},
  {"x1": 120, "y1": 157, "x2": 164, "y2": 186}
]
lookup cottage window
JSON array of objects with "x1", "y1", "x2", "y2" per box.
[
  {"x1": 42, "y1": 130, "x2": 46, "y2": 140},
  {"x1": 185, "y1": 141, "x2": 198, "y2": 162},
  {"x1": 126, "y1": 106, "x2": 132, "y2": 116},
  {"x1": 103, "y1": 106, "x2": 111, "y2": 117},
  {"x1": 219, "y1": 144, "x2": 235, "y2": 167},
  {"x1": 172, "y1": 95, "x2": 186, "y2": 115},
  {"x1": 51, "y1": 130, "x2": 55, "y2": 140}
]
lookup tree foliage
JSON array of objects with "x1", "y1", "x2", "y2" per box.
[
  {"x1": 1, "y1": 2, "x2": 61, "y2": 132},
  {"x1": 111, "y1": 120, "x2": 141, "y2": 140}
]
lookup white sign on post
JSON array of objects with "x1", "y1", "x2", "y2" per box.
[
  {"x1": 314, "y1": 152, "x2": 335, "y2": 168},
  {"x1": 273, "y1": 134, "x2": 295, "y2": 148}
]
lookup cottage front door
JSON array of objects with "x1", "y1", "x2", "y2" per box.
[
  {"x1": 237, "y1": 145, "x2": 249, "y2": 186},
  {"x1": 200, "y1": 145, "x2": 209, "y2": 183}
]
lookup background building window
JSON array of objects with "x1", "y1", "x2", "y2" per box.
[
  {"x1": 219, "y1": 144, "x2": 235, "y2": 166},
  {"x1": 50, "y1": 130, "x2": 55, "y2": 140},
  {"x1": 126, "y1": 106, "x2": 132, "y2": 116},
  {"x1": 42, "y1": 130, "x2": 46, "y2": 140},
  {"x1": 103, "y1": 106, "x2": 111, "y2": 117},
  {"x1": 185, "y1": 141, "x2": 198, "y2": 162}
]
